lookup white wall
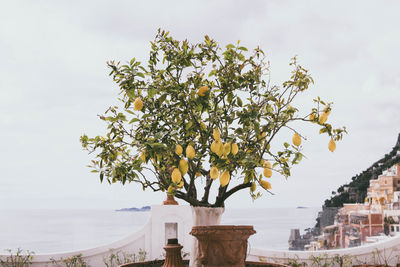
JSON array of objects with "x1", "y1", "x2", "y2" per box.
[
  {"x1": 0, "y1": 205, "x2": 192, "y2": 267},
  {"x1": 248, "y1": 237, "x2": 400, "y2": 266}
]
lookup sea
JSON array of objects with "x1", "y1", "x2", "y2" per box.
[{"x1": 0, "y1": 207, "x2": 320, "y2": 254}]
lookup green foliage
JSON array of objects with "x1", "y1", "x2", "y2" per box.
[
  {"x1": 103, "y1": 249, "x2": 147, "y2": 267},
  {"x1": 286, "y1": 255, "x2": 307, "y2": 267},
  {"x1": 81, "y1": 29, "x2": 346, "y2": 207},
  {"x1": 331, "y1": 254, "x2": 352, "y2": 267},
  {"x1": 309, "y1": 253, "x2": 333, "y2": 267},
  {"x1": 50, "y1": 254, "x2": 89, "y2": 267},
  {"x1": 285, "y1": 254, "x2": 352, "y2": 267},
  {"x1": 0, "y1": 249, "x2": 34, "y2": 267},
  {"x1": 351, "y1": 248, "x2": 399, "y2": 266},
  {"x1": 284, "y1": 250, "x2": 400, "y2": 267}
]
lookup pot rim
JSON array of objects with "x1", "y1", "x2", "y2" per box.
[{"x1": 191, "y1": 225, "x2": 254, "y2": 230}]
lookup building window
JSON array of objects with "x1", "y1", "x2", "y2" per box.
[
  {"x1": 385, "y1": 189, "x2": 389, "y2": 194},
  {"x1": 391, "y1": 226, "x2": 395, "y2": 232},
  {"x1": 397, "y1": 226, "x2": 399, "y2": 232}
]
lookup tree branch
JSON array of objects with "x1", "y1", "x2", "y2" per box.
[
  {"x1": 222, "y1": 182, "x2": 252, "y2": 202},
  {"x1": 200, "y1": 173, "x2": 213, "y2": 204}
]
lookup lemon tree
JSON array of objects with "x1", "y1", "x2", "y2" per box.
[{"x1": 80, "y1": 30, "x2": 346, "y2": 207}]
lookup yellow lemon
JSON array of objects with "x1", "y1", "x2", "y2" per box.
[
  {"x1": 186, "y1": 145, "x2": 195, "y2": 159},
  {"x1": 175, "y1": 144, "x2": 183, "y2": 155},
  {"x1": 177, "y1": 180, "x2": 184, "y2": 188},
  {"x1": 200, "y1": 122, "x2": 207, "y2": 131},
  {"x1": 171, "y1": 168, "x2": 182, "y2": 183},
  {"x1": 328, "y1": 139, "x2": 336, "y2": 152},
  {"x1": 260, "y1": 180, "x2": 272, "y2": 190},
  {"x1": 323, "y1": 106, "x2": 331, "y2": 116},
  {"x1": 309, "y1": 113, "x2": 316, "y2": 122},
  {"x1": 263, "y1": 167, "x2": 272, "y2": 178},
  {"x1": 261, "y1": 132, "x2": 266, "y2": 138},
  {"x1": 140, "y1": 151, "x2": 146, "y2": 162},
  {"x1": 231, "y1": 143, "x2": 239, "y2": 155},
  {"x1": 213, "y1": 128, "x2": 220, "y2": 140},
  {"x1": 292, "y1": 133, "x2": 301, "y2": 146},
  {"x1": 216, "y1": 140, "x2": 223, "y2": 157},
  {"x1": 197, "y1": 85, "x2": 209, "y2": 96},
  {"x1": 220, "y1": 171, "x2": 230, "y2": 187},
  {"x1": 223, "y1": 143, "x2": 231, "y2": 156},
  {"x1": 210, "y1": 166, "x2": 219, "y2": 180},
  {"x1": 264, "y1": 161, "x2": 271, "y2": 169},
  {"x1": 319, "y1": 112, "x2": 328, "y2": 124},
  {"x1": 134, "y1": 97, "x2": 143, "y2": 111},
  {"x1": 167, "y1": 185, "x2": 175, "y2": 194},
  {"x1": 250, "y1": 182, "x2": 256, "y2": 192},
  {"x1": 211, "y1": 140, "x2": 218, "y2": 153},
  {"x1": 179, "y1": 159, "x2": 188, "y2": 175}
]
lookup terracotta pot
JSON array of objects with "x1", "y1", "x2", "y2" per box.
[
  {"x1": 190, "y1": 225, "x2": 256, "y2": 267},
  {"x1": 162, "y1": 239, "x2": 185, "y2": 267},
  {"x1": 163, "y1": 194, "x2": 178, "y2": 205}
]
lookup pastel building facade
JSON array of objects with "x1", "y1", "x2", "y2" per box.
[{"x1": 367, "y1": 164, "x2": 400, "y2": 205}]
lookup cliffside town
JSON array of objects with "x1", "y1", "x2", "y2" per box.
[{"x1": 289, "y1": 133, "x2": 400, "y2": 250}]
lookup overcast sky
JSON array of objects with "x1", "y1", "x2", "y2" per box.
[{"x1": 0, "y1": 1, "x2": 399, "y2": 210}]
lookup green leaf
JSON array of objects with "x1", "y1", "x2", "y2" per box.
[
  {"x1": 237, "y1": 97, "x2": 243, "y2": 107},
  {"x1": 238, "y1": 46, "x2": 248, "y2": 51},
  {"x1": 319, "y1": 128, "x2": 327, "y2": 134},
  {"x1": 254, "y1": 122, "x2": 260, "y2": 134},
  {"x1": 227, "y1": 92, "x2": 234, "y2": 103},
  {"x1": 127, "y1": 90, "x2": 135, "y2": 100},
  {"x1": 185, "y1": 121, "x2": 193, "y2": 130},
  {"x1": 129, "y1": 118, "x2": 140, "y2": 124},
  {"x1": 235, "y1": 128, "x2": 244, "y2": 135},
  {"x1": 226, "y1": 44, "x2": 235, "y2": 49},
  {"x1": 148, "y1": 88, "x2": 156, "y2": 98},
  {"x1": 159, "y1": 94, "x2": 167, "y2": 104},
  {"x1": 297, "y1": 153, "x2": 303, "y2": 162},
  {"x1": 151, "y1": 143, "x2": 165, "y2": 149},
  {"x1": 284, "y1": 142, "x2": 290, "y2": 148},
  {"x1": 244, "y1": 174, "x2": 250, "y2": 184}
]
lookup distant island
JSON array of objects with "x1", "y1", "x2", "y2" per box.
[
  {"x1": 296, "y1": 206, "x2": 308, "y2": 209},
  {"x1": 116, "y1": 206, "x2": 151, "y2": 212}
]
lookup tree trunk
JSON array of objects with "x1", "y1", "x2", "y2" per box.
[{"x1": 189, "y1": 206, "x2": 224, "y2": 267}]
